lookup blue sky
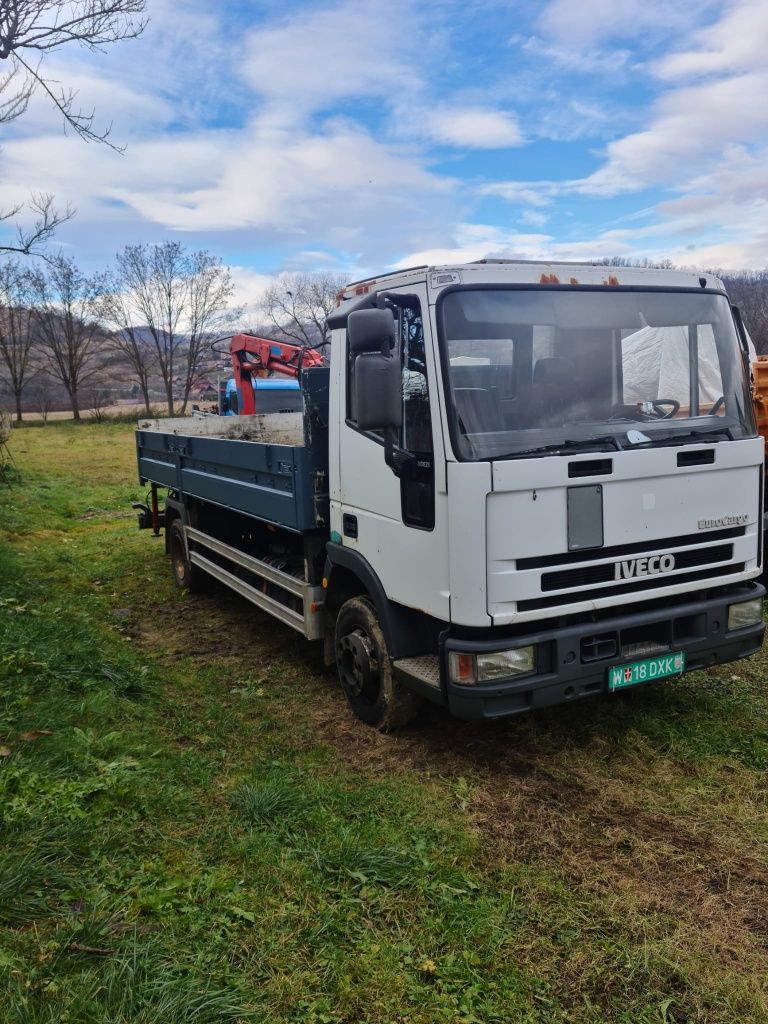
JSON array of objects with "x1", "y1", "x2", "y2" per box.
[{"x1": 2, "y1": 0, "x2": 767, "y2": 302}]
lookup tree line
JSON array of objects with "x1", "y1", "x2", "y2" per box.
[
  {"x1": 0, "y1": 242, "x2": 234, "y2": 420},
  {"x1": 0, "y1": 247, "x2": 347, "y2": 421}
]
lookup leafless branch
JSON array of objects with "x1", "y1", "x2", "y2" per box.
[
  {"x1": 261, "y1": 271, "x2": 347, "y2": 353},
  {"x1": 0, "y1": 192, "x2": 74, "y2": 258},
  {"x1": 0, "y1": 1, "x2": 146, "y2": 144}
]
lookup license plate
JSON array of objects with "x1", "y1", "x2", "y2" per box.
[{"x1": 608, "y1": 651, "x2": 686, "y2": 691}]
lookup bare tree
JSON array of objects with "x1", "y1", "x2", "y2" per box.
[
  {"x1": 33, "y1": 365, "x2": 53, "y2": 422},
  {"x1": 719, "y1": 270, "x2": 768, "y2": 354},
  {"x1": 0, "y1": 407, "x2": 14, "y2": 479},
  {"x1": 100, "y1": 275, "x2": 155, "y2": 413},
  {"x1": 86, "y1": 383, "x2": 110, "y2": 422},
  {"x1": 180, "y1": 250, "x2": 238, "y2": 412},
  {"x1": 0, "y1": 0, "x2": 147, "y2": 146},
  {"x1": 31, "y1": 254, "x2": 107, "y2": 419},
  {"x1": 261, "y1": 271, "x2": 347, "y2": 351},
  {"x1": 113, "y1": 242, "x2": 236, "y2": 416},
  {"x1": 0, "y1": 259, "x2": 35, "y2": 419},
  {"x1": 599, "y1": 256, "x2": 676, "y2": 270}
]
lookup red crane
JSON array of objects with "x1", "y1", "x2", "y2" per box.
[{"x1": 229, "y1": 333, "x2": 326, "y2": 416}]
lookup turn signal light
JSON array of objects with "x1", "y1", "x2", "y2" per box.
[{"x1": 448, "y1": 646, "x2": 536, "y2": 685}]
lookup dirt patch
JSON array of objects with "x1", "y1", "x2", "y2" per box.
[{"x1": 131, "y1": 586, "x2": 321, "y2": 673}]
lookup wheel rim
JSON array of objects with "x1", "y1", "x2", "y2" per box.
[{"x1": 336, "y1": 627, "x2": 381, "y2": 704}]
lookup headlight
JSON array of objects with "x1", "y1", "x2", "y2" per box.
[
  {"x1": 448, "y1": 646, "x2": 536, "y2": 685},
  {"x1": 727, "y1": 598, "x2": 764, "y2": 631}
]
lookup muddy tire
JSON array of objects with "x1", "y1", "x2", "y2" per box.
[
  {"x1": 334, "y1": 596, "x2": 422, "y2": 731},
  {"x1": 169, "y1": 519, "x2": 208, "y2": 592}
]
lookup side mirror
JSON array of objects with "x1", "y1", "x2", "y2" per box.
[
  {"x1": 348, "y1": 306, "x2": 402, "y2": 433},
  {"x1": 355, "y1": 353, "x2": 402, "y2": 432},
  {"x1": 348, "y1": 307, "x2": 396, "y2": 354}
]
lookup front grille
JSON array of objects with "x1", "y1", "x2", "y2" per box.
[
  {"x1": 541, "y1": 543, "x2": 733, "y2": 592},
  {"x1": 518, "y1": 563, "x2": 745, "y2": 612},
  {"x1": 517, "y1": 525, "x2": 746, "y2": 571}
]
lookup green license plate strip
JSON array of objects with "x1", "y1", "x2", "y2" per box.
[{"x1": 608, "y1": 651, "x2": 686, "y2": 691}]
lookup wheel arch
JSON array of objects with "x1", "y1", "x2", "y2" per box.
[{"x1": 323, "y1": 542, "x2": 442, "y2": 661}]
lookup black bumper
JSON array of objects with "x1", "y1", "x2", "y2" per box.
[{"x1": 442, "y1": 583, "x2": 765, "y2": 721}]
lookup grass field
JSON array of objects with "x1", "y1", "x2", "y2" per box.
[{"x1": 1, "y1": 422, "x2": 767, "y2": 1024}]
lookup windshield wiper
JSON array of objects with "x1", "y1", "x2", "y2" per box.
[
  {"x1": 630, "y1": 427, "x2": 734, "y2": 448},
  {"x1": 501, "y1": 435, "x2": 623, "y2": 460}
]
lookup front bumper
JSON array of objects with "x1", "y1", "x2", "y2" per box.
[{"x1": 442, "y1": 583, "x2": 765, "y2": 720}]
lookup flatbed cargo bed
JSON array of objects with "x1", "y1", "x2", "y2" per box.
[{"x1": 135, "y1": 368, "x2": 330, "y2": 534}]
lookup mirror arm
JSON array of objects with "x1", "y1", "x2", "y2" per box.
[
  {"x1": 384, "y1": 427, "x2": 395, "y2": 469},
  {"x1": 384, "y1": 430, "x2": 420, "y2": 478}
]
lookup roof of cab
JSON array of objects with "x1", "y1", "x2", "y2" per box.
[{"x1": 334, "y1": 258, "x2": 723, "y2": 308}]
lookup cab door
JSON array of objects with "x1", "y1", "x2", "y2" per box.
[{"x1": 335, "y1": 284, "x2": 449, "y2": 621}]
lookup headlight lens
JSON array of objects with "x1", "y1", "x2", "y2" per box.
[
  {"x1": 477, "y1": 647, "x2": 536, "y2": 681},
  {"x1": 448, "y1": 646, "x2": 536, "y2": 685},
  {"x1": 727, "y1": 598, "x2": 763, "y2": 631}
]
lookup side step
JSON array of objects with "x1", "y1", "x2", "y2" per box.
[
  {"x1": 393, "y1": 655, "x2": 443, "y2": 697},
  {"x1": 185, "y1": 525, "x2": 324, "y2": 640}
]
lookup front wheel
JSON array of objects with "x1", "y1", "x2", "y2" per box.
[{"x1": 334, "y1": 596, "x2": 422, "y2": 730}]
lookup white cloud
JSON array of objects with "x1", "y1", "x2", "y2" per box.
[
  {"x1": 241, "y1": 0, "x2": 422, "y2": 123},
  {"x1": 535, "y1": 0, "x2": 718, "y2": 47},
  {"x1": 228, "y1": 266, "x2": 276, "y2": 316},
  {"x1": 116, "y1": 118, "x2": 453, "y2": 236},
  {"x1": 520, "y1": 208, "x2": 549, "y2": 228},
  {"x1": 519, "y1": 34, "x2": 632, "y2": 74},
  {"x1": 5, "y1": 62, "x2": 175, "y2": 140},
  {"x1": 578, "y1": 71, "x2": 768, "y2": 196},
  {"x1": 654, "y1": 0, "x2": 768, "y2": 80},
  {"x1": 391, "y1": 222, "x2": 634, "y2": 269},
  {"x1": 0, "y1": 113, "x2": 458, "y2": 268},
  {"x1": 508, "y1": 0, "x2": 764, "y2": 288},
  {"x1": 479, "y1": 181, "x2": 558, "y2": 206},
  {"x1": 425, "y1": 107, "x2": 523, "y2": 148}
]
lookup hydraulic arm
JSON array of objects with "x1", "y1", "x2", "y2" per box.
[{"x1": 230, "y1": 333, "x2": 325, "y2": 415}]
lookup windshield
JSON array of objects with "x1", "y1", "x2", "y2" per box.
[{"x1": 439, "y1": 287, "x2": 755, "y2": 460}]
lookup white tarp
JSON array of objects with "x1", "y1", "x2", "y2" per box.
[{"x1": 621, "y1": 324, "x2": 723, "y2": 406}]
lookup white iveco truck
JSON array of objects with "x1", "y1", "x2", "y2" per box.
[{"x1": 135, "y1": 260, "x2": 765, "y2": 728}]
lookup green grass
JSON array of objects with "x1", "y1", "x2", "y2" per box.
[{"x1": 1, "y1": 421, "x2": 767, "y2": 1023}]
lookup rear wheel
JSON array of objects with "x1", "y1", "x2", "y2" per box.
[
  {"x1": 334, "y1": 596, "x2": 422, "y2": 730},
  {"x1": 168, "y1": 518, "x2": 208, "y2": 592}
]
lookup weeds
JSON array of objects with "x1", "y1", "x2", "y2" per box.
[{"x1": 230, "y1": 778, "x2": 308, "y2": 832}]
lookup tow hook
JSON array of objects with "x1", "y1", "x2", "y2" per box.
[{"x1": 131, "y1": 502, "x2": 153, "y2": 531}]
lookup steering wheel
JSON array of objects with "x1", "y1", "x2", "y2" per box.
[
  {"x1": 709, "y1": 395, "x2": 726, "y2": 416},
  {"x1": 609, "y1": 399, "x2": 680, "y2": 421},
  {"x1": 648, "y1": 399, "x2": 680, "y2": 419}
]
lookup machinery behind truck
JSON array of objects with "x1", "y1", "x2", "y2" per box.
[{"x1": 134, "y1": 260, "x2": 765, "y2": 729}]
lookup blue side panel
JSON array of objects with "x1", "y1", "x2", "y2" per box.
[{"x1": 136, "y1": 367, "x2": 330, "y2": 535}]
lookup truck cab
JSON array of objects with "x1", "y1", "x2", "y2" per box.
[{"x1": 325, "y1": 260, "x2": 764, "y2": 721}]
